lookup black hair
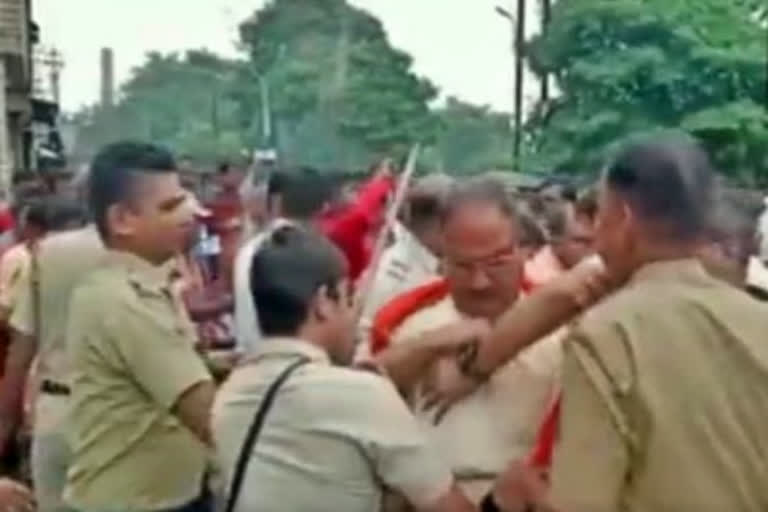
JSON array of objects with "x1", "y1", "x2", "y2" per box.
[
  {"x1": 266, "y1": 167, "x2": 335, "y2": 220},
  {"x1": 441, "y1": 177, "x2": 518, "y2": 226},
  {"x1": 708, "y1": 189, "x2": 763, "y2": 263},
  {"x1": 45, "y1": 197, "x2": 87, "y2": 231},
  {"x1": 407, "y1": 194, "x2": 443, "y2": 232},
  {"x1": 250, "y1": 225, "x2": 346, "y2": 336},
  {"x1": 561, "y1": 185, "x2": 578, "y2": 202},
  {"x1": 605, "y1": 136, "x2": 715, "y2": 241},
  {"x1": 22, "y1": 201, "x2": 49, "y2": 232},
  {"x1": 517, "y1": 208, "x2": 547, "y2": 250},
  {"x1": 540, "y1": 201, "x2": 568, "y2": 240},
  {"x1": 88, "y1": 141, "x2": 177, "y2": 241}
]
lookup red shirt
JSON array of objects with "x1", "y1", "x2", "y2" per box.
[
  {"x1": 0, "y1": 204, "x2": 15, "y2": 377},
  {"x1": 528, "y1": 396, "x2": 561, "y2": 469},
  {"x1": 317, "y1": 175, "x2": 394, "y2": 281}
]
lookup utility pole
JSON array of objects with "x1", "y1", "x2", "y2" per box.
[
  {"x1": 495, "y1": 0, "x2": 526, "y2": 172},
  {"x1": 39, "y1": 47, "x2": 63, "y2": 106},
  {"x1": 540, "y1": 0, "x2": 551, "y2": 104},
  {"x1": 100, "y1": 47, "x2": 114, "y2": 108},
  {"x1": 259, "y1": 75, "x2": 271, "y2": 143}
]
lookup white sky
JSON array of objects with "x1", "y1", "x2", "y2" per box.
[{"x1": 34, "y1": 0, "x2": 544, "y2": 113}]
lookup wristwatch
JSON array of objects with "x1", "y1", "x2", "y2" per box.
[{"x1": 457, "y1": 340, "x2": 492, "y2": 382}]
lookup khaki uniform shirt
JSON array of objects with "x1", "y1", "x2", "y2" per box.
[
  {"x1": 212, "y1": 338, "x2": 453, "y2": 512},
  {"x1": 9, "y1": 226, "x2": 106, "y2": 434},
  {"x1": 65, "y1": 250, "x2": 212, "y2": 511},
  {"x1": 390, "y1": 295, "x2": 562, "y2": 501},
  {"x1": 551, "y1": 259, "x2": 768, "y2": 512}
]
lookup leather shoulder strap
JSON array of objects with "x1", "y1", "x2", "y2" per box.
[{"x1": 224, "y1": 356, "x2": 310, "y2": 512}]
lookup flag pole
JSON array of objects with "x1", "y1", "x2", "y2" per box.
[{"x1": 355, "y1": 144, "x2": 420, "y2": 320}]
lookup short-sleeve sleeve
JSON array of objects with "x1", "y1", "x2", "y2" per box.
[
  {"x1": 103, "y1": 292, "x2": 212, "y2": 410},
  {"x1": 0, "y1": 250, "x2": 27, "y2": 311},
  {"x1": 339, "y1": 375, "x2": 453, "y2": 509},
  {"x1": 8, "y1": 267, "x2": 34, "y2": 338}
]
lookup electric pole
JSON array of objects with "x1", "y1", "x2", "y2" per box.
[
  {"x1": 540, "y1": 0, "x2": 551, "y2": 104},
  {"x1": 495, "y1": 0, "x2": 526, "y2": 172},
  {"x1": 39, "y1": 47, "x2": 63, "y2": 106}
]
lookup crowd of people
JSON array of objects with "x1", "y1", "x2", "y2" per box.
[{"x1": 0, "y1": 134, "x2": 766, "y2": 512}]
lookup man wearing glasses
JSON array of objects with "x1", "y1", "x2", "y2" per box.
[{"x1": 368, "y1": 178, "x2": 562, "y2": 505}]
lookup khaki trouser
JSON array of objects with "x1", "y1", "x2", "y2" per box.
[
  {"x1": 32, "y1": 430, "x2": 75, "y2": 512},
  {"x1": 31, "y1": 393, "x2": 76, "y2": 512}
]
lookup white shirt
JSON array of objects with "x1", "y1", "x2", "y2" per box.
[
  {"x1": 358, "y1": 223, "x2": 440, "y2": 347},
  {"x1": 747, "y1": 256, "x2": 768, "y2": 293},
  {"x1": 390, "y1": 295, "x2": 562, "y2": 499},
  {"x1": 233, "y1": 219, "x2": 295, "y2": 355},
  {"x1": 212, "y1": 338, "x2": 453, "y2": 512}
]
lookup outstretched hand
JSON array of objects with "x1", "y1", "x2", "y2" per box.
[
  {"x1": 551, "y1": 257, "x2": 616, "y2": 311},
  {"x1": 493, "y1": 460, "x2": 557, "y2": 512},
  {"x1": 422, "y1": 355, "x2": 481, "y2": 424},
  {"x1": 0, "y1": 478, "x2": 35, "y2": 511},
  {"x1": 418, "y1": 319, "x2": 490, "y2": 423}
]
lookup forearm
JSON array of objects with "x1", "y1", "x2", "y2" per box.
[
  {"x1": 173, "y1": 380, "x2": 216, "y2": 446},
  {"x1": 376, "y1": 340, "x2": 443, "y2": 393},
  {"x1": 419, "y1": 485, "x2": 475, "y2": 512},
  {"x1": 0, "y1": 305, "x2": 10, "y2": 327},
  {"x1": 475, "y1": 287, "x2": 579, "y2": 376},
  {"x1": 0, "y1": 333, "x2": 36, "y2": 425}
]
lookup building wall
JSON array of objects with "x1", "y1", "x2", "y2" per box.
[{"x1": 0, "y1": 0, "x2": 32, "y2": 196}]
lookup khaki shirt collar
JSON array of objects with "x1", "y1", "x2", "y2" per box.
[
  {"x1": 105, "y1": 250, "x2": 174, "y2": 292},
  {"x1": 249, "y1": 336, "x2": 330, "y2": 365},
  {"x1": 630, "y1": 258, "x2": 708, "y2": 285}
]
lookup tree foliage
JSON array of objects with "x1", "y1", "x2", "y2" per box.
[
  {"x1": 73, "y1": 0, "x2": 446, "y2": 170},
  {"x1": 424, "y1": 97, "x2": 513, "y2": 174},
  {"x1": 524, "y1": 0, "x2": 768, "y2": 184},
  {"x1": 237, "y1": 0, "x2": 438, "y2": 168},
  {"x1": 72, "y1": 50, "x2": 245, "y2": 163}
]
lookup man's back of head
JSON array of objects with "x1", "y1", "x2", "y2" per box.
[
  {"x1": 250, "y1": 225, "x2": 355, "y2": 365},
  {"x1": 596, "y1": 134, "x2": 717, "y2": 278},
  {"x1": 700, "y1": 188, "x2": 764, "y2": 286},
  {"x1": 266, "y1": 167, "x2": 334, "y2": 222},
  {"x1": 604, "y1": 134, "x2": 715, "y2": 241},
  {"x1": 402, "y1": 174, "x2": 455, "y2": 255}
]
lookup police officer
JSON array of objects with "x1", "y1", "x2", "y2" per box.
[{"x1": 65, "y1": 142, "x2": 214, "y2": 512}]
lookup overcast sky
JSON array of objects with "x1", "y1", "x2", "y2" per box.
[{"x1": 34, "y1": 0, "x2": 544, "y2": 113}]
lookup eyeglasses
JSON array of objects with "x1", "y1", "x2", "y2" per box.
[{"x1": 443, "y1": 247, "x2": 520, "y2": 279}]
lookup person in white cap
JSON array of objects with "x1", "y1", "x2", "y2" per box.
[
  {"x1": 233, "y1": 169, "x2": 334, "y2": 356},
  {"x1": 357, "y1": 174, "x2": 454, "y2": 350}
]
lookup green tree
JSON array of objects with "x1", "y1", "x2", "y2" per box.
[
  {"x1": 73, "y1": 50, "x2": 245, "y2": 163},
  {"x1": 425, "y1": 97, "x2": 513, "y2": 174},
  {"x1": 237, "y1": 0, "x2": 438, "y2": 167},
  {"x1": 525, "y1": 0, "x2": 767, "y2": 183}
]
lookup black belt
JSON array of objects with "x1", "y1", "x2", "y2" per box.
[{"x1": 40, "y1": 380, "x2": 70, "y2": 396}]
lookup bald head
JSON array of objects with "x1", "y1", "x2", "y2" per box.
[{"x1": 605, "y1": 136, "x2": 715, "y2": 241}]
